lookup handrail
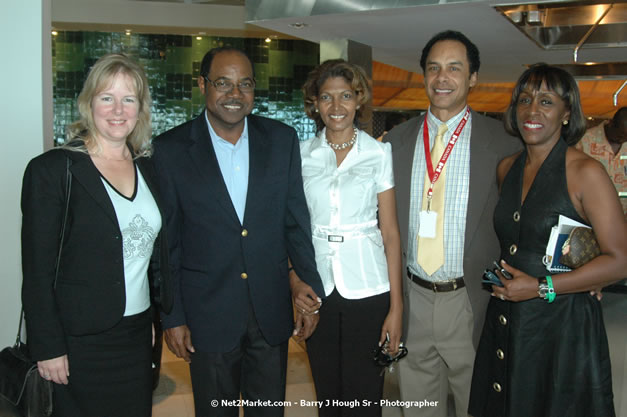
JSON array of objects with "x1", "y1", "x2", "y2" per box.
[{"x1": 613, "y1": 80, "x2": 627, "y2": 107}]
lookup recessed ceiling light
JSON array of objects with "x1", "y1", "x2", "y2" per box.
[
  {"x1": 51, "y1": 30, "x2": 58, "y2": 36},
  {"x1": 288, "y1": 22, "x2": 309, "y2": 29},
  {"x1": 196, "y1": 36, "x2": 202, "y2": 40},
  {"x1": 125, "y1": 29, "x2": 132, "y2": 36},
  {"x1": 265, "y1": 37, "x2": 272, "y2": 43}
]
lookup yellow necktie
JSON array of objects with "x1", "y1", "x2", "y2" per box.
[{"x1": 417, "y1": 123, "x2": 448, "y2": 276}]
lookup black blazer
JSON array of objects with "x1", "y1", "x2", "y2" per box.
[
  {"x1": 152, "y1": 113, "x2": 324, "y2": 352},
  {"x1": 21, "y1": 148, "x2": 172, "y2": 361}
]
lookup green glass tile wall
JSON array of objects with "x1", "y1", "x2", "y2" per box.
[{"x1": 52, "y1": 31, "x2": 320, "y2": 144}]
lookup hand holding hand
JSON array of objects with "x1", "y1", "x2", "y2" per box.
[
  {"x1": 289, "y1": 272, "x2": 322, "y2": 315},
  {"x1": 292, "y1": 311, "x2": 320, "y2": 342}
]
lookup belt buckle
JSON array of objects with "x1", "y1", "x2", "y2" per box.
[
  {"x1": 431, "y1": 281, "x2": 438, "y2": 293},
  {"x1": 453, "y1": 280, "x2": 458, "y2": 291},
  {"x1": 328, "y1": 235, "x2": 344, "y2": 243}
]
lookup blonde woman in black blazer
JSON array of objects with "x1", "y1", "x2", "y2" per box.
[{"x1": 21, "y1": 54, "x2": 171, "y2": 417}]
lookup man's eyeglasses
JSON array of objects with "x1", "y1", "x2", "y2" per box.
[{"x1": 203, "y1": 76, "x2": 255, "y2": 93}]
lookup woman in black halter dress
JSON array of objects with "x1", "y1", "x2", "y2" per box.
[{"x1": 468, "y1": 64, "x2": 627, "y2": 417}]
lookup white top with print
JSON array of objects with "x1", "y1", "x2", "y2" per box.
[{"x1": 101, "y1": 165, "x2": 161, "y2": 316}]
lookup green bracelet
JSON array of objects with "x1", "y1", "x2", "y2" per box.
[{"x1": 545, "y1": 275, "x2": 556, "y2": 303}]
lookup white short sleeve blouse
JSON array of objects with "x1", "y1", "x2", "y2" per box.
[{"x1": 300, "y1": 128, "x2": 394, "y2": 299}]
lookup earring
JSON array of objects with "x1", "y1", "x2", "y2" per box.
[
  {"x1": 562, "y1": 120, "x2": 569, "y2": 125},
  {"x1": 356, "y1": 105, "x2": 360, "y2": 109},
  {"x1": 314, "y1": 108, "x2": 319, "y2": 113}
]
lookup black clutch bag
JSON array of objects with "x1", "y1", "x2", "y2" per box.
[{"x1": 559, "y1": 227, "x2": 601, "y2": 269}]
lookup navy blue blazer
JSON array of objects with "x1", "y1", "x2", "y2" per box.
[
  {"x1": 153, "y1": 113, "x2": 323, "y2": 352},
  {"x1": 21, "y1": 148, "x2": 172, "y2": 361}
]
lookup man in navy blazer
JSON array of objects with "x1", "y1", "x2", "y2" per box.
[{"x1": 152, "y1": 47, "x2": 324, "y2": 417}]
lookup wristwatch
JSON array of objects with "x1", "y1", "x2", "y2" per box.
[{"x1": 537, "y1": 277, "x2": 555, "y2": 302}]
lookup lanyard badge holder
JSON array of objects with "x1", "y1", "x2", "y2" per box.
[{"x1": 418, "y1": 109, "x2": 469, "y2": 239}]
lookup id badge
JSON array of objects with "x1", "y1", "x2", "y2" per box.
[{"x1": 418, "y1": 210, "x2": 437, "y2": 238}]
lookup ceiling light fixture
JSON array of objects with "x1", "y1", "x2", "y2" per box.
[
  {"x1": 288, "y1": 22, "x2": 309, "y2": 29},
  {"x1": 51, "y1": 30, "x2": 58, "y2": 36}
]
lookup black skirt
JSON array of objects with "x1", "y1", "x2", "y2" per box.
[
  {"x1": 52, "y1": 308, "x2": 153, "y2": 417},
  {"x1": 469, "y1": 294, "x2": 615, "y2": 417}
]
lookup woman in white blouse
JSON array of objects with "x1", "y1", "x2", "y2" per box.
[{"x1": 295, "y1": 59, "x2": 403, "y2": 417}]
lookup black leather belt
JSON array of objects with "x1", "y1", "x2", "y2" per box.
[{"x1": 407, "y1": 270, "x2": 465, "y2": 292}]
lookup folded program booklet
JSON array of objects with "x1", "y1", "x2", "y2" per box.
[{"x1": 542, "y1": 215, "x2": 591, "y2": 273}]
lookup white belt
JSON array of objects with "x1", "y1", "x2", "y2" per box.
[{"x1": 312, "y1": 221, "x2": 379, "y2": 243}]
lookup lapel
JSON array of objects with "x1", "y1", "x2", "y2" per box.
[
  {"x1": 136, "y1": 157, "x2": 162, "y2": 213},
  {"x1": 186, "y1": 113, "x2": 240, "y2": 224},
  {"x1": 243, "y1": 115, "x2": 270, "y2": 226},
  {"x1": 65, "y1": 149, "x2": 119, "y2": 227},
  {"x1": 464, "y1": 110, "x2": 499, "y2": 251},
  {"x1": 390, "y1": 115, "x2": 422, "y2": 251}
]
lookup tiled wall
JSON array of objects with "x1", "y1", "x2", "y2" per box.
[{"x1": 52, "y1": 31, "x2": 320, "y2": 145}]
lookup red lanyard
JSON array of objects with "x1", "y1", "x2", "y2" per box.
[{"x1": 422, "y1": 107, "x2": 470, "y2": 201}]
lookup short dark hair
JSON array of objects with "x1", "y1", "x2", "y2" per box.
[
  {"x1": 504, "y1": 63, "x2": 586, "y2": 146},
  {"x1": 302, "y1": 59, "x2": 371, "y2": 133},
  {"x1": 199, "y1": 47, "x2": 255, "y2": 79},
  {"x1": 420, "y1": 30, "x2": 480, "y2": 75},
  {"x1": 611, "y1": 106, "x2": 627, "y2": 126},
  {"x1": 384, "y1": 113, "x2": 408, "y2": 132}
]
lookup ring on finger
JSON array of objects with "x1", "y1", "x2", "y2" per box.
[{"x1": 500, "y1": 294, "x2": 505, "y2": 301}]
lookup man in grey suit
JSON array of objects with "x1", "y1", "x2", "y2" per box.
[{"x1": 384, "y1": 31, "x2": 520, "y2": 417}]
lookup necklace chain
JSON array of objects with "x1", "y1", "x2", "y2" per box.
[{"x1": 326, "y1": 128, "x2": 357, "y2": 151}]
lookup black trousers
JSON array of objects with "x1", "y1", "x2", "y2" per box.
[
  {"x1": 52, "y1": 308, "x2": 153, "y2": 417},
  {"x1": 189, "y1": 302, "x2": 288, "y2": 417},
  {"x1": 306, "y1": 290, "x2": 390, "y2": 417}
]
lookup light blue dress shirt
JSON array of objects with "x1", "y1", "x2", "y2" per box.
[
  {"x1": 407, "y1": 107, "x2": 471, "y2": 281},
  {"x1": 205, "y1": 111, "x2": 249, "y2": 224}
]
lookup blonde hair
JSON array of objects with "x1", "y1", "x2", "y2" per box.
[{"x1": 65, "y1": 53, "x2": 153, "y2": 157}]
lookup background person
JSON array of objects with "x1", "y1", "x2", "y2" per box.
[
  {"x1": 469, "y1": 63, "x2": 626, "y2": 417},
  {"x1": 383, "y1": 30, "x2": 521, "y2": 417},
  {"x1": 296, "y1": 58, "x2": 403, "y2": 417},
  {"x1": 21, "y1": 53, "x2": 172, "y2": 417},
  {"x1": 576, "y1": 107, "x2": 626, "y2": 216},
  {"x1": 377, "y1": 112, "x2": 409, "y2": 141},
  {"x1": 152, "y1": 47, "x2": 324, "y2": 417}
]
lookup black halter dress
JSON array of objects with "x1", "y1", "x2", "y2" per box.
[{"x1": 468, "y1": 139, "x2": 615, "y2": 417}]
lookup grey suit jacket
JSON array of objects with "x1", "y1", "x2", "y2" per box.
[{"x1": 384, "y1": 110, "x2": 521, "y2": 347}]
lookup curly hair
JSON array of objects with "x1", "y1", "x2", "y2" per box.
[
  {"x1": 302, "y1": 59, "x2": 371, "y2": 133},
  {"x1": 504, "y1": 63, "x2": 586, "y2": 146},
  {"x1": 65, "y1": 53, "x2": 153, "y2": 158}
]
